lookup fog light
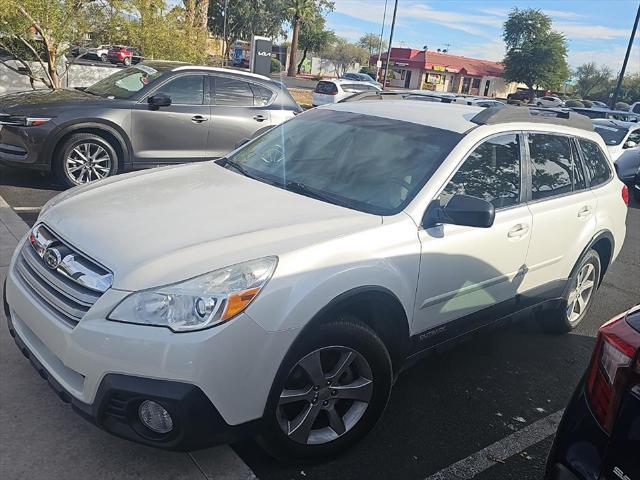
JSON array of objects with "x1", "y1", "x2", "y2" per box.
[{"x1": 138, "y1": 400, "x2": 173, "y2": 434}]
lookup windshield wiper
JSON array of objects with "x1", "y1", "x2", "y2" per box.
[
  {"x1": 284, "y1": 181, "x2": 337, "y2": 204},
  {"x1": 221, "y1": 158, "x2": 258, "y2": 180}
]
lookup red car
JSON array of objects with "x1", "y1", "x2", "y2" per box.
[{"x1": 107, "y1": 46, "x2": 144, "y2": 66}]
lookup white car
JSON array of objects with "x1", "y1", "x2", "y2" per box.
[
  {"x1": 535, "y1": 96, "x2": 565, "y2": 108},
  {"x1": 86, "y1": 45, "x2": 111, "y2": 63},
  {"x1": 313, "y1": 79, "x2": 382, "y2": 106},
  {"x1": 593, "y1": 119, "x2": 640, "y2": 184},
  {"x1": 453, "y1": 97, "x2": 504, "y2": 108},
  {"x1": 5, "y1": 102, "x2": 628, "y2": 460},
  {"x1": 630, "y1": 101, "x2": 640, "y2": 114}
]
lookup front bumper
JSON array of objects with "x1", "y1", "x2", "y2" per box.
[
  {"x1": 4, "y1": 281, "x2": 261, "y2": 451},
  {"x1": 0, "y1": 123, "x2": 53, "y2": 170}
]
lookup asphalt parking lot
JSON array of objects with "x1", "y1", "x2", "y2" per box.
[{"x1": 1, "y1": 166, "x2": 639, "y2": 480}]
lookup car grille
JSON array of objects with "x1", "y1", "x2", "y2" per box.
[{"x1": 13, "y1": 224, "x2": 113, "y2": 328}]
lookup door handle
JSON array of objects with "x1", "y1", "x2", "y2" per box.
[
  {"x1": 191, "y1": 115, "x2": 208, "y2": 123},
  {"x1": 253, "y1": 114, "x2": 267, "y2": 122},
  {"x1": 507, "y1": 223, "x2": 530, "y2": 238},
  {"x1": 577, "y1": 206, "x2": 592, "y2": 218}
]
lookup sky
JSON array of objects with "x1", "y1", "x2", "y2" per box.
[{"x1": 324, "y1": 0, "x2": 640, "y2": 73}]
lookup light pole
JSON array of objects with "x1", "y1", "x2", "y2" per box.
[
  {"x1": 222, "y1": 0, "x2": 229, "y2": 67},
  {"x1": 376, "y1": 0, "x2": 389, "y2": 82},
  {"x1": 382, "y1": 0, "x2": 399, "y2": 90},
  {"x1": 610, "y1": 3, "x2": 639, "y2": 109}
]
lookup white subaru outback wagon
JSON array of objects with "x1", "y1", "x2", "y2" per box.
[{"x1": 4, "y1": 102, "x2": 628, "y2": 460}]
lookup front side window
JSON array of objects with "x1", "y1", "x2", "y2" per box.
[
  {"x1": 579, "y1": 139, "x2": 612, "y2": 187},
  {"x1": 627, "y1": 129, "x2": 640, "y2": 144},
  {"x1": 528, "y1": 134, "x2": 578, "y2": 200},
  {"x1": 214, "y1": 77, "x2": 254, "y2": 106},
  {"x1": 85, "y1": 64, "x2": 167, "y2": 99},
  {"x1": 223, "y1": 109, "x2": 462, "y2": 215},
  {"x1": 441, "y1": 133, "x2": 521, "y2": 209},
  {"x1": 155, "y1": 75, "x2": 205, "y2": 105}
]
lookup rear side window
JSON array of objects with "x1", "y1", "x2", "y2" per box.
[
  {"x1": 441, "y1": 133, "x2": 521, "y2": 209},
  {"x1": 156, "y1": 75, "x2": 205, "y2": 105},
  {"x1": 213, "y1": 77, "x2": 255, "y2": 106},
  {"x1": 314, "y1": 81, "x2": 337, "y2": 94},
  {"x1": 528, "y1": 134, "x2": 576, "y2": 200},
  {"x1": 579, "y1": 139, "x2": 612, "y2": 187},
  {"x1": 251, "y1": 84, "x2": 274, "y2": 106}
]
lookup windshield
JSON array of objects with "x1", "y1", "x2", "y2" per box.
[
  {"x1": 224, "y1": 109, "x2": 462, "y2": 215},
  {"x1": 594, "y1": 124, "x2": 628, "y2": 145},
  {"x1": 85, "y1": 64, "x2": 166, "y2": 99}
]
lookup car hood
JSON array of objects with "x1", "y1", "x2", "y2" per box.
[
  {"x1": 0, "y1": 88, "x2": 109, "y2": 114},
  {"x1": 39, "y1": 163, "x2": 381, "y2": 291}
]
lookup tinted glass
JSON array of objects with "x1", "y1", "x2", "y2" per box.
[
  {"x1": 85, "y1": 64, "x2": 167, "y2": 99},
  {"x1": 441, "y1": 133, "x2": 521, "y2": 209},
  {"x1": 315, "y1": 81, "x2": 337, "y2": 94},
  {"x1": 627, "y1": 130, "x2": 640, "y2": 144},
  {"x1": 156, "y1": 75, "x2": 204, "y2": 105},
  {"x1": 251, "y1": 84, "x2": 274, "y2": 106},
  {"x1": 529, "y1": 134, "x2": 576, "y2": 199},
  {"x1": 594, "y1": 124, "x2": 628, "y2": 145},
  {"x1": 225, "y1": 109, "x2": 462, "y2": 215},
  {"x1": 579, "y1": 139, "x2": 612, "y2": 187},
  {"x1": 214, "y1": 77, "x2": 254, "y2": 106}
]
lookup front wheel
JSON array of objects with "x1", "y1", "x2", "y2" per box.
[
  {"x1": 257, "y1": 316, "x2": 392, "y2": 461},
  {"x1": 100, "y1": 53, "x2": 108, "y2": 63},
  {"x1": 54, "y1": 133, "x2": 119, "y2": 187},
  {"x1": 123, "y1": 56, "x2": 131, "y2": 66},
  {"x1": 539, "y1": 249, "x2": 601, "y2": 333}
]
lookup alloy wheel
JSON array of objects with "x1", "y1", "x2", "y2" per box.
[
  {"x1": 276, "y1": 346, "x2": 373, "y2": 445},
  {"x1": 65, "y1": 142, "x2": 112, "y2": 184},
  {"x1": 566, "y1": 263, "x2": 596, "y2": 324}
]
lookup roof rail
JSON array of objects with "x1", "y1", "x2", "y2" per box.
[{"x1": 470, "y1": 106, "x2": 593, "y2": 131}]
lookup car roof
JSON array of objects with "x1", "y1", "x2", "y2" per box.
[
  {"x1": 172, "y1": 65, "x2": 271, "y2": 81},
  {"x1": 322, "y1": 100, "x2": 484, "y2": 133}
]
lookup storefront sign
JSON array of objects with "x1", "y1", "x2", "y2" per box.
[{"x1": 433, "y1": 65, "x2": 446, "y2": 72}]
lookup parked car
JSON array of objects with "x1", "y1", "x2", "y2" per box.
[
  {"x1": 507, "y1": 89, "x2": 535, "y2": 103},
  {"x1": 107, "y1": 46, "x2": 144, "y2": 66},
  {"x1": 546, "y1": 305, "x2": 640, "y2": 480},
  {"x1": 570, "y1": 107, "x2": 640, "y2": 123},
  {"x1": 312, "y1": 79, "x2": 382, "y2": 106},
  {"x1": 453, "y1": 97, "x2": 504, "y2": 108},
  {"x1": 593, "y1": 119, "x2": 640, "y2": 185},
  {"x1": 341, "y1": 72, "x2": 383, "y2": 89},
  {"x1": 590, "y1": 100, "x2": 609, "y2": 108},
  {"x1": 630, "y1": 101, "x2": 640, "y2": 114},
  {"x1": 406, "y1": 90, "x2": 456, "y2": 103},
  {"x1": 0, "y1": 62, "x2": 302, "y2": 187},
  {"x1": 338, "y1": 90, "x2": 407, "y2": 102},
  {"x1": 88, "y1": 45, "x2": 112, "y2": 63},
  {"x1": 4, "y1": 103, "x2": 627, "y2": 461},
  {"x1": 535, "y1": 96, "x2": 565, "y2": 108}
]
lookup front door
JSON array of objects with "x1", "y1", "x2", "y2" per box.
[
  {"x1": 413, "y1": 133, "x2": 532, "y2": 337},
  {"x1": 404, "y1": 70, "x2": 412, "y2": 88},
  {"x1": 131, "y1": 74, "x2": 210, "y2": 164},
  {"x1": 207, "y1": 75, "x2": 273, "y2": 158}
]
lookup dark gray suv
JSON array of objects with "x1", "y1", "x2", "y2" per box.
[{"x1": 0, "y1": 61, "x2": 301, "y2": 187}]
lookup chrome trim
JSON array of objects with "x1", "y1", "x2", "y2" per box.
[{"x1": 29, "y1": 224, "x2": 113, "y2": 293}]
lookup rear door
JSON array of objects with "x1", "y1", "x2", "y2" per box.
[
  {"x1": 519, "y1": 133, "x2": 596, "y2": 300},
  {"x1": 131, "y1": 73, "x2": 210, "y2": 165},
  {"x1": 207, "y1": 75, "x2": 273, "y2": 158}
]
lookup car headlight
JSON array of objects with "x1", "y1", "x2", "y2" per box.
[{"x1": 108, "y1": 257, "x2": 277, "y2": 332}]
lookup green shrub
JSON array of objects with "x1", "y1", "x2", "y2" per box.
[
  {"x1": 581, "y1": 99, "x2": 593, "y2": 108},
  {"x1": 359, "y1": 66, "x2": 376, "y2": 76},
  {"x1": 565, "y1": 99, "x2": 585, "y2": 108},
  {"x1": 615, "y1": 101, "x2": 630, "y2": 111},
  {"x1": 270, "y1": 58, "x2": 283, "y2": 73}
]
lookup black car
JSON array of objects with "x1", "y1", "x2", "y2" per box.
[
  {"x1": 570, "y1": 107, "x2": 640, "y2": 123},
  {"x1": 546, "y1": 305, "x2": 640, "y2": 480},
  {"x1": 0, "y1": 61, "x2": 301, "y2": 187}
]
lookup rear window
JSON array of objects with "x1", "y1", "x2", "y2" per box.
[
  {"x1": 594, "y1": 125, "x2": 628, "y2": 145},
  {"x1": 314, "y1": 81, "x2": 337, "y2": 94},
  {"x1": 578, "y1": 139, "x2": 612, "y2": 187}
]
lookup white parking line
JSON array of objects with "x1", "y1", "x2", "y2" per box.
[{"x1": 425, "y1": 410, "x2": 564, "y2": 480}]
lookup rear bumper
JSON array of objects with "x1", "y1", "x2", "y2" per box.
[{"x1": 3, "y1": 280, "x2": 260, "y2": 451}]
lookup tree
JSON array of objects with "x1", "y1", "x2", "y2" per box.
[
  {"x1": 323, "y1": 37, "x2": 368, "y2": 76},
  {"x1": 0, "y1": 0, "x2": 97, "y2": 89},
  {"x1": 358, "y1": 32, "x2": 386, "y2": 60},
  {"x1": 208, "y1": 0, "x2": 288, "y2": 63},
  {"x1": 502, "y1": 8, "x2": 570, "y2": 97},
  {"x1": 286, "y1": 0, "x2": 333, "y2": 77},
  {"x1": 574, "y1": 63, "x2": 612, "y2": 98},
  {"x1": 296, "y1": 16, "x2": 335, "y2": 74}
]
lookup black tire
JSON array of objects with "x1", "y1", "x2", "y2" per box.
[
  {"x1": 100, "y1": 53, "x2": 108, "y2": 63},
  {"x1": 54, "y1": 133, "x2": 119, "y2": 188},
  {"x1": 257, "y1": 315, "x2": 393, "y2": 462},
  {"x1": 539, "y1": 249, "x2": 601, "y2": 333},
  {"x1": 123, "y1": 56, "x2": 131, "y2": 66}
]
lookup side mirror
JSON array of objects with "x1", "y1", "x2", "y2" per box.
[
  {"x1": 624, "y1": 140, "x2": 637, "y2": 149},
  {"x1": 148, "y1": 94, "x2": 171, "y2": 109},
  {"x1": 423, "y1": 194, "x2": 495, "y2": 229}
]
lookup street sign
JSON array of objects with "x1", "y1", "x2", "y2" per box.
[
  {"x1": 250, "y1": 35, "x2": 272, "y2": 76},
  {"x1": 376, "y1": 60, "x2": 382, "y2": 68}
]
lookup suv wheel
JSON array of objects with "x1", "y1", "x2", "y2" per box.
[
  {"x1": 123, "y1": 56, "x2": 131, "y2": 66},
  {"x1": 540, "y1": 249, "x2": 601, "y2": 333},
  {"x1": 257, "y1": 316, "x2": 392, "y2": 461},
  {"x1": 100, "y1": 53, "x2": 108, "y2": 63},
  {"x1": 55, "y1": 133, "x2": 119, "y2": 187}
]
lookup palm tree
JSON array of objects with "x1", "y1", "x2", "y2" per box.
[{"x1": 287, "y1": 0, "x2": 316, "y2": 77}]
